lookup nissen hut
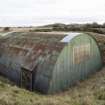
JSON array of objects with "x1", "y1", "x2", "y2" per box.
[{"x1": 0, "y1": 32, "x2": 103, "y2": 94}]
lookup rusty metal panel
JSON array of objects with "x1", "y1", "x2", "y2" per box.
[{"x1": 73, "y1": 44, "x2": 90, "y2": 64}]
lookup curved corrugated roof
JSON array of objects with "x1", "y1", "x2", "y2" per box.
[
  {"x1": 0, "y1": 32, "x2": 84, "y2": 71},
  {"x1": 0, "y1": 32, "x2": 66, "y2": 71}
]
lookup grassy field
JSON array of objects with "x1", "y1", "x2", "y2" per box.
[{"x1": 0, "y1": 67, "x2": 105, "y2": 105}]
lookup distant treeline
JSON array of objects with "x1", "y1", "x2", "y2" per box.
[
  {"x1": 2, "y1": 22, "x2": 105, "y2": 34},
  {"x1": 32, "y1": 22, "x2": 105, "y2": 34}
]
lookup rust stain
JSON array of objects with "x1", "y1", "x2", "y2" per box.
[{"x1": 0, "y1": 32, "x2": 66, "y2": 71}]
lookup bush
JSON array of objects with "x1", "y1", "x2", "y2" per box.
[{"x1": 3, "y1": 27, "x2": 10, "y2": 31}]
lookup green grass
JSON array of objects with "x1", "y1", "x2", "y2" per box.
[{"x1": 0, "y1": 67, "x2": 105, "y2": 105}]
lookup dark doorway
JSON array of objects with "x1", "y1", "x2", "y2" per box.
[
  {"x1": 32, "y1": 64, "x2": 38, "y2": 90},
  {"x1": 21, "y1": 67, "x2": 33, "y2": 91},
  {"x1": 21, "y1": 64, "x2": 39, "y2": 91}
]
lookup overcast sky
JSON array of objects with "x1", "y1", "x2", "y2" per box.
[{"x1": 0, "y1": 0, "x2": 105, "y2": 26}]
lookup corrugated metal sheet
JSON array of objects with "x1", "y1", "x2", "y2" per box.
[
  {"x1": 47, "y1": 34, "x2": 102, "y2": 93},
  {"x1": 0, "y1": 32, "x2": 103, "y2": 94}
]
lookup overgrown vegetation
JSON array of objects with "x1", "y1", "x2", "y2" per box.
[{"x1": 0, "y1": 67, "x2": 105, "y2": 105}]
